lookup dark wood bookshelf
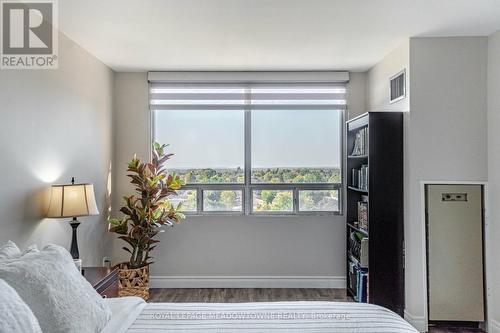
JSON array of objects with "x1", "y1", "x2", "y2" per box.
[{"x1": 345, "y1": 112, "x2": 404, "y2": 316}]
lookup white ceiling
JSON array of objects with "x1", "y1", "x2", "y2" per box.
[{"x1": 59, "y1": 0, "x2": 500, "y2": 72}]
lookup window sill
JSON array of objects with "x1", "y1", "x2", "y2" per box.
[{"x1": 182, "y1": 212, "x2": 343, "y2": 218}]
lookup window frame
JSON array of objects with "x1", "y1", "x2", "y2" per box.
[{"x1": 151, "y1": 91, "x2": 345, "y2": 217}]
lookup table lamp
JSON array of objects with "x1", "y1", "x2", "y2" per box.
[{"x1": 46, "y1": 177, "x2": 99, "y2": 259}]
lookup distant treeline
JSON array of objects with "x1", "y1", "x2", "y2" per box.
[{"x1": 171, "y1": 167, "x2": 340, "y2": 184}]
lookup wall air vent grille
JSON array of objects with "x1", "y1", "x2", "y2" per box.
[{"x1": 389, "y1": 69, "x2": 406, "y2": 104}]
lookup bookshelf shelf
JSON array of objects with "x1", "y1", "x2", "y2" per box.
[
  {"x1": 345, "y1": 112, "x2": 404, "y2": 316},
  {"x1": 347, "y1": 155, "x2": 368, "y2": 159},
  {"x1": 347, "y1": 186, "x2": 368, "y2": 193}
]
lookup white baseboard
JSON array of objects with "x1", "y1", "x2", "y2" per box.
[
  {"x1": 150, "y1": 276, "x2": 346, "y2": 289},
  {"x1": 489, "y1": 319, "x2": 500, "y2": 333},
  {"x1": 404, "y1": 310, "x2": 427, "y2": 332}
]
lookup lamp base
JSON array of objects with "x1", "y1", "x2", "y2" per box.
[{"x1": 69, "y1": 218, "x2": 80, "y2": 259}]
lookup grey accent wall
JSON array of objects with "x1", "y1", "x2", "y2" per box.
[
  {"x1": 111, "y1": 73, "x2": 346, "y2": 283},
  {"x1": 487, "y1": 30, "x2": 500, "y2": 329},
  {"x1": 0, "y1": 32, "x2": 114, "y2": 266}
]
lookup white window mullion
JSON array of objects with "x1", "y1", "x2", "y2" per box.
[
  {"x1": 293, "y1": 188, "x2": 299, "y2": 215},
  {"x1": 197, "y1": 188, "x2": 203, "y2": 215},
  {"x1": 244, "y1": 85, "x2": 252, "y2": 214}
]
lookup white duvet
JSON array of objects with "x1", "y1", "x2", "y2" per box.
[{"x1": 103, "y1": 297, "x2": 418, "y2": 333}]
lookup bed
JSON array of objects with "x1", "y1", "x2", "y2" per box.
[
  {"x1": 102, "y1": 297, "x2": 419, "y2": 333},
  {"x1": 0, "y1": 243, "x2": 418, "y2": 333}
]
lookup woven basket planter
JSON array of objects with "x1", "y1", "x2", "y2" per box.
[{"x1": 118, "y1": 263, "x2": 149, "y2": 301}]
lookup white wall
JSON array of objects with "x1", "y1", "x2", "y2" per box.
[
  {"x1": 366, "y1": 40, "x2": 410, "y2": 113},
  {"x1": 111, "y1": 72, "x2": 347, "y2": 287},
  {"x1": 406, "y1": 37, "x2": 488, "y2": 331},
  {"x1": 347, "y1": 72, "x2": 367, "y2": 119},
  {"x1": 487, "y1": 30, "x2": 500, "y2": 332},
  {"x1": 0, "y1": 32, "x2": 114, "y2": 266},
  {"x1": 364, "y1": 37, "x2": 488, "y2": 331}
]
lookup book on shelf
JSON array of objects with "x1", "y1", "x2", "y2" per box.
[
  {"x1": 358, "y1": 201, "x2": 368, "y2": 232},
  {"x1": 366, "y1": 274, "x2": 370, "y2": 303},
  {"x1": 360, "y1": 238, "x2": 369, "y2": 268},
  {"x1": 351, "y1": 164, "x2": 368, "y2": 191},
  {"x1": 351, "y1": 169, "x2": 358, "y2": 188},
  {"x1": 351, "y1": 127, "x2": 368, "y2": 156},
  {"x1": 348, "y1": 260, "x2": 358, "y2": 295},
  {"x1": 349, "y1": 257, "x2": 368, "y2": 303},
  {"x1": 357, "y1": 270, "x2": 368, "y2": 303},
  {"x1": 349, "y1": 230, "x2": 368, "y2": 263}
]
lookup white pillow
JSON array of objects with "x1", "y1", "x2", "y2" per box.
[
  {"x1": 0, "y1": 278, "x2": 42, "y2": 333},
  {"x1": 0, "y1": 241, "x2": 38, "y2": 260},
  {"x1": 0, "y1": 240, "x2": 21, "y2": 260},
  {"x1": 21, "y1": 244, "x2": 39, "y2": 256},
  {"x1": 0, "y1": 244, "x2": 111, "y2": 333}
]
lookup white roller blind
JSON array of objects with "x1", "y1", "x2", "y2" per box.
[
  {"x1": 148, "y1": 71, "x2": 349, "y2": 83},
  {"x1": 149, "y1": 83, "x2": 347, "y2": 111}
]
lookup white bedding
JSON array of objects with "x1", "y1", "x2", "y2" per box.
[
  {"x1": 102, "y1": 297, "x2": 146, "y2": 333},
  {"x1": 104, "y1": 298, "x2": 418, "y2": 333}
]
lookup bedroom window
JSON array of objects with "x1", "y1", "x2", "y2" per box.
[{"x1": 151, "y1": 82, "x2": 345, "y2": 215}]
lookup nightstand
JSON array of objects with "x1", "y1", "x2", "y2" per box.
[{"x1": 83, "y1": 267, "x2": 118, "y2": 298}]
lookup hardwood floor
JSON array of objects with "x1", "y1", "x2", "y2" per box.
[
  {"x1": 149, "y1": 288, "x2": 485, "y2": 333},
  {"x1": 150, "y1": 288, "x2": 349, "y2": 303}
]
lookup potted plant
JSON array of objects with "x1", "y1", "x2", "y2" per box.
[{"x1": 109, "y1": 143, "x2": 185, "y2": 300}]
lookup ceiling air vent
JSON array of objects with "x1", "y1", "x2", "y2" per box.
[{"x1": 389, "y1": 69, "x2": 406, "y2": 104}]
